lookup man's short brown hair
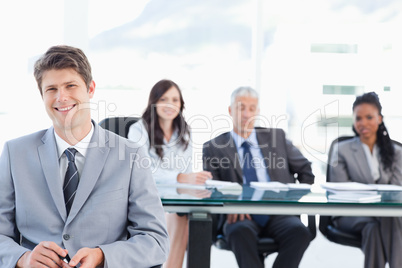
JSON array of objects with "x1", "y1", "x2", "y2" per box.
[{"x1": 34, "y1": 45, "x2": 92, "y2": 95}]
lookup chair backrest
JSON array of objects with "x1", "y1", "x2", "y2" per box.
[
  {"x1": 392, "y1": 139, "x2": 402, "y2": 148},
  {"x1": 325, "y1": 136, "x2": 355, "y2": 180},
  {"x1": 319, "y1": 136, "x2": 355, "y2": 238},
  {"x1": 99, "y1": 117, "x2": 140, "y2": 138},
  {"x1": 321, "y1": 136, "x2": 402, "y2": 248}
]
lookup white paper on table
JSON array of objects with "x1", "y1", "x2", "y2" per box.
[
  {"x1": 327, "y1": 193, "x2": 382, "y2": 203},
  {"x1": 287, "y1": 183, "x2": 311, "y2": 190},
  {"x1": 250, "y1": 181, "x2": 289, "y2": 191},
  {"x1": 205, "y1": 180, "x2": 242, "y2": 189},
  {"x1": 320, "y1": 182, "x2": 377, "y2": 191},
  {"x1": 371, "y1": 184, "x2": 402, "y2": 191},
  {"x1": 156, "y1": 182, "x2": 207, "y2": 190},
  {"x1": 326, "y1": 190, "x2": 378, "y2": 195}
]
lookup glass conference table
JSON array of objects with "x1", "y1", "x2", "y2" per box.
[{"x1": 157, "y1": 182, "x2": 402, "y2": 268}]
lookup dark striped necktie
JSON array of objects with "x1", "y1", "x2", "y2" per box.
[{"x1": 63, "y1": 148, "x2": 79, "y2": 215}]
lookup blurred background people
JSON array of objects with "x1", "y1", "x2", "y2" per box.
[
  {"x1": 203, "y1": 87, "x2": 315, "y2": 268},
  {"x1": 328, "y1": 92, "x2": 402, "y2": 268}
]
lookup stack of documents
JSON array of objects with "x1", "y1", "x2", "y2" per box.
[
  {"x1": 320, "y1": 182, "x2": 382, "y2": 203},
  {"x1": 321, "y1": 182, "x2": 402, "y2": 192},
  {"x1": 327, "y1": 192, "x2": 381, "y2": 203},
  {"x1": 320, "y1": 182, "x2": 377, "y2": 192}
]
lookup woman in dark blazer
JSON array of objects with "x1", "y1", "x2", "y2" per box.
[{"x1": 328, "y1": 92, "x2": 402, "y2": 268}]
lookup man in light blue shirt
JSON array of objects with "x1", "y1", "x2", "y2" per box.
[{"x1": 231, "y1": 128, "x2": 271, "y2": 184}]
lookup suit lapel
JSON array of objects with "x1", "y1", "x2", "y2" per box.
[
  {"x1": 221, "y1": 133, "x2": 243, "y2": 183},
  {"x1": 256, "y1": 129, "x2": 274, "y2": 180},
  {"x1": 67, "y1": 124, "x2": 110, "y2": 224},
  {"x1": 38, "y1": 127, "x2": 67, "y2": 220}
]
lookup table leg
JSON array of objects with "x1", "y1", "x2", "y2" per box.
[{"x1": 186, "y1": 212, "x2": 212, "y2": 268}]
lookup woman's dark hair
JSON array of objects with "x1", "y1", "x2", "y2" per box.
[
  {"x1": 352, "y1": 91, "x2": 394, "y2": 171},
  {"x1": 142, "y1": 79, "x2": 190, "y2": 158}
]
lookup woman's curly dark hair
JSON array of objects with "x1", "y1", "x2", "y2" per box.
[{"x1": 352, "y1": 92, "x2": 394, "y2": 171}]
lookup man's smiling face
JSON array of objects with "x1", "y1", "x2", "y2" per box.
[{"x1": 41, "y1": 68, "x2": 95, "y2": 139}]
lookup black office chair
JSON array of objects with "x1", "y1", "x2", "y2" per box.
[
  {"x1": 320, "y1": 136, "x2": 402, "y2": 248},
  {"x1": 212, "y1": 214, "x2": 317, "y2": 258},
  {"x1": 99, "y1": 116, "x2": 140, "y2": 138},
  {"x1": 99, "y1": 116, "x2": 161, "y2": 268},
  {"x1": 319, "y1": 136, "x2": 362, "y2": 248}
]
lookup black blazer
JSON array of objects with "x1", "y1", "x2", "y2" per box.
[{"x1": 203, "y1": 127, "x2": 314, "y2": 184}]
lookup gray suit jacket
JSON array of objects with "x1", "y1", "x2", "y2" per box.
[
  {"x1": 328, "y1": 137, "x2": 402, "y2": 185},
  {"x1": 0, "y1": 122, "x2": 169, "y2": 267},
  {"x1": 203, "y1": 127, "x2": 314, "y2": 185}
]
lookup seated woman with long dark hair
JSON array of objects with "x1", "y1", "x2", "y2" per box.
[
  {"x1": 328, "y1": 92, "x2": 402, "y2": 268},
  {"x1": 128, "y1": 79, "x2": 212, "y2": 268}
]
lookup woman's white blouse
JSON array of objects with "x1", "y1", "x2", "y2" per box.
[
  {"x1": 361, "y1": 142, "x2": 380, "y2": 182},
  {"x1": 127, "y1": 119, "x2": 193, "y2": 184}
]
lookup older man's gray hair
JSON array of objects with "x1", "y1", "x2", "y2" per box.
[{"x1": 230, "y1": 86, "x2": 259, "y2": 107}]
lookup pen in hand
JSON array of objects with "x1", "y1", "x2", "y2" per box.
[{"x1": 59, "y1": 254, "x2": 77, "y2": 268}]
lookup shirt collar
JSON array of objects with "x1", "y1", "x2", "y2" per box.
[
  {"x1": 359, "y1": 140, "x2": 379, "y2": 155},
  {"x1": 164, "y1": 128, "x2": 184, "y2": 148},
  {"x1": 230, "y1": 128, "x2": 258, "y2": 149},
  {"x1": 54, "y1": 123, "x2": 94, "y2": 159}
]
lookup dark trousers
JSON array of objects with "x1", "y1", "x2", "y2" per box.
[
  {"x1": 333, "y1": 216, "x2": 402, "y2": 268},
  {"x1": 224, "y1": 215, "x2": 311, "y2": 268}
]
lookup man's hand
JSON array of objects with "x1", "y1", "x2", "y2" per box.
[
  {"x1": 16, "y1": 241, "x2": 70, "y2": 268},
  {"x1": 69, "y1": 247, "x2": 104, "y2": 268},
  {"x1": 226, "y1": 214, "x2": 252, "y2": 224}
]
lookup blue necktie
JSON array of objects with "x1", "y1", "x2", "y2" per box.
[
  {"x1": 241, "y1": 141, "x2": 258, "y2": 184},
  {"x1": 241, "y1": 141, "x2": 269, "y2": 227},
  {"x1": 63, "y1": 148, "x2": 79, "y2": 215}
]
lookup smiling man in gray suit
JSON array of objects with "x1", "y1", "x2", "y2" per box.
[
  {"x1": 203, "y1": 87, "x2": 315, "y2": 268},
  {"x1": 0, "y1": 45, "x2": 169, "y2": 268}
]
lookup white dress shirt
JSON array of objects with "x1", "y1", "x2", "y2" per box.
[
  {"x1": 361, "y1": 142, "x2": 380, "y2": 182},
  {"x1": 127, "y1": 119, "x2": 193, "y2": 184},
  {"x1": 54, "y1": 123, "x2": 94, "y2": 182}
]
